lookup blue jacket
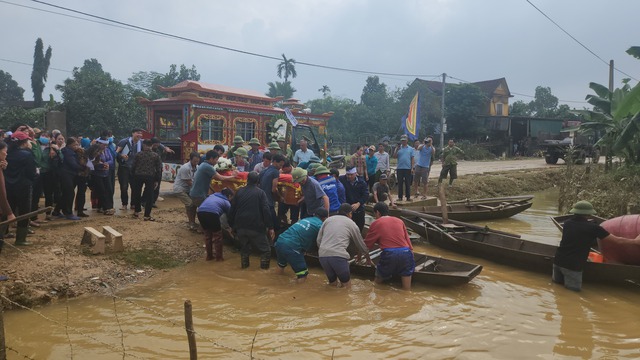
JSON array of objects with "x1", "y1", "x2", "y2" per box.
[
  {"x1": 338, "y1": 174, "x2": 369, "y2": 213},
  {"x1": 197, "y1": 193, "x2": 231, "y2": 215},
  {"x1": 315, "y1": 175, "x2": 341, "y2": 212}
]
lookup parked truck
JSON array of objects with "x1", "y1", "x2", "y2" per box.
[{"x1": 540, "y1": 127, "x2": 600, "y2": 165}]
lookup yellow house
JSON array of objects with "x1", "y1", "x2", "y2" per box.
[{"x1": 472, "y1": 78, "x2": 512, "y2": 116}]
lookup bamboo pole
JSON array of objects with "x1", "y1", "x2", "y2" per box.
[
  {"x1": 439, "y1": 184, "x2": 449, "y2": 224},
  {"x1": 0, "y1": 303, "x2": 5, "y2": 360},
  {"x1": 184, "y1": 300, "x2": 197, "y2": 360}
]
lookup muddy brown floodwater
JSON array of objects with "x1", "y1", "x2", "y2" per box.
[{"x1": 4, "y1": 189, "x2": 640, "y2": 359}]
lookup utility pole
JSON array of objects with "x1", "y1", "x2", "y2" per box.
[
  {"x1": 440, "y1": 73, "x2": 447, "y2": 150},
  {"x1": 608, "y1": 60, "x2": 614, "y2": 92}
]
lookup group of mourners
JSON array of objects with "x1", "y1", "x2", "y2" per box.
[
  {"x1": 168, "y1": 135, "x2": 425, "y2": 289},
  {"x1": 0, "y1": 125, "x2": 174, "y2": 252}
]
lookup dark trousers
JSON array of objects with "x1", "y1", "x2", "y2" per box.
[
  {"x1": 277, "y1": 203, "x2": 300, "y2": 224},
  {"x1": 236, "y1": 228, "x2": 271, "y2": 258},
  {"x1": 132, "y1": 175, "x2": 155, "y2": 217},
  {"x1": 352, "y1": 210, "x2": 365, "y2": 232},
  {"x1": 74, "y1": 176, "x2": 88, "y2": 212},
  {"x1": 397, "y1": 169, "x2": 412, "y2": 200},
  {"x1": 439, "y1": 164, "x2": 457, "y2": 184},
  {"x1": 93, "y1": 175, "x2": 114, "y2": 210},
  {"x1": 117, "y1": 165, "x2": 132, "y2": 206},
  {"x1": 30, "y1": 174, "x2": 42, "y2": 220},
  {"x1": 7, "y1": 184, "x2": 32, "y2": 233},
  {"x1": 59, "y1": 171, "x2": 76, "y2": 215},
  {"x1": 41, "y1": 170, "x2": 58, "y2": 214}
]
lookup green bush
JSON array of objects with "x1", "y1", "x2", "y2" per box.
[{"x1": 456, "y1": 140, "x2": 496, "y2": 161}]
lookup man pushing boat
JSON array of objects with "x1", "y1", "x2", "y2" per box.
[
  {"x1": 364, "y1": 202, "x2": 415, "y2": 290},
  {"x1": 553, "y1": 200, "x2": 640, "y2": 291}
]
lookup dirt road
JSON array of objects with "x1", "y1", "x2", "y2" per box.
[{"x1": 427, "y1": 158, "x2": 557, "y2": 177}]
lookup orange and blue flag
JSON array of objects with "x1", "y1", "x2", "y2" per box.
[{"x1": 402, "y1": 92, "x2": 420, "y2": 140}]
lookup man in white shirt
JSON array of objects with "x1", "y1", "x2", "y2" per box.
[
  {"x1": 373, "y1": 143, "x2": 390, "y2": 183},
  {"x1": 293, "y1": 139, "x2": 314, "y2": 166}
]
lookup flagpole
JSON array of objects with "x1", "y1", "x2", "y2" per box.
[{"x1": 440, "y1": 73, "x2": 446, "y2": 150}]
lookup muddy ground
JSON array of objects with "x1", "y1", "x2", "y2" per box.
[{"x1": 0, "y1": 161, "x2": 563, "y2": 308}]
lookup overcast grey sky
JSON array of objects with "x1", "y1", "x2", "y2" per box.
[{"x1": 1, "y1": 0, "x2": 639, "y2": 109}]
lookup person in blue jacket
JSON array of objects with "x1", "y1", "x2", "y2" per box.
[{"x1": 197, "y1": 188, "x2": 234, "y2": 261}]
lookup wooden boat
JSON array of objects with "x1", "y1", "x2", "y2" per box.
[
  {"x1": 366, "y1": 197, "x2": 533, "y2": 222},
  {"x1": 550, "y1": 214, "x2": 606, "y2": 232},
  {"x1": 401, "y1": 211, "x2": 640, "y2": 286},
  {"x1": 448, "y1": 195, "x2": 534, "y2": 205},
  {"x1": 303, "y1": 250, "x2": 482, "y2": 287}
]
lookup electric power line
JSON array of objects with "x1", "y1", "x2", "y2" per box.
[
  {"x1": 448, "y1": 75, "x2": 588, "y2": 104},
  {"x1": 525, "y1": 0, "x2": 639, "y2": 82},
  {"x1": 20, "y1": 0, "x2": 440, "y2": 78},
  {"x1": 0, "y1": 57, "x2": 72, "y2": 73}
]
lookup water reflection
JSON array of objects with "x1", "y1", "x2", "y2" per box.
[
  {"x1": 4, "y1": 189, "x2": 640, "y2": 359},
  {"x1": 553, "y1": 287, "x2": 594, "y2": 359}
]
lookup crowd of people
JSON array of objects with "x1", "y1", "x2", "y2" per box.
[
  {"x1": 0, "y1": 125, "x2": 175, "y2": 252},
  {"x1": 163, "y1": 135, "x2": 421, "y2": 289},
  {"x1": 0, "y1": 124, "x2": 458, "y2": 290}
]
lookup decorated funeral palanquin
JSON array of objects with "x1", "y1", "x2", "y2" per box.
[
  {"x1": 210, "y1": 172, "x2": 302, "y2": 206},
  {"x1": 138, "y1": 80, "x2": 331, "y2": 164}
]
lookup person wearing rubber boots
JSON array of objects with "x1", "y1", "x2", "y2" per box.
[
  {"x1": 228, "y1": 171, "x2": 274, "y2": 269},
  {"x1": 197, "y1": 188, "x2": 234, "y2": 261}
]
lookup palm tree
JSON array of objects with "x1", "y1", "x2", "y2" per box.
[
  {"x1": 318, "y1": 85, "x2": 331, "y2": 97},
  {"x1": 277, "y1": 54, "x2": 297, "y2": 82},
  {"x1": 267, "y1": 81, "x2": 296, "y2": 100}
]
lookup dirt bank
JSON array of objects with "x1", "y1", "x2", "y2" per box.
[{"x1": 0, "y1": 165, "x2": 563, "y2": 309}]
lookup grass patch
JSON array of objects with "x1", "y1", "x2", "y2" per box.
[{"x1": 114, "y1": 249, "x2": 182, "y2": 269}]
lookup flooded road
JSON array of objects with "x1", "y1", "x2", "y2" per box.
[{"x1": 5, "y1": 189, "x2": 640, "y2": 359}]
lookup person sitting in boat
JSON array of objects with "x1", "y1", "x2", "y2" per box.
[
  {"x1": 364, "y1": 202, "x2": 415, "y2": 290},
  {"x1": 275, "y1": 208, "x2": 329, "y2": 282},
  {"x1": 370, "y1": 174, "x2": 396, "y2": 208},
  {"x1": 553, "y1": 201, "x2": 640, "y2": 291},
  {"x1": 316, "y1": 203, "x2": 371, "y2": 289}
]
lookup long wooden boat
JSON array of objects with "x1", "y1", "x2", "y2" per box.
[
  {"x1": 401, "y1": 211, "x2": 640, "y2": 286},
  {"x1": 551, "y1": 214, "x2": 606, "y2": 232},
  {"x1": 448, "y1": 195, "x2": 534, "y2": 205},
  {"x1": 303, "y1": 250, "x2": 482, "y2": 287},
  {"x1": 366, "y1": 198, "x2": 533, "y2": 222}
]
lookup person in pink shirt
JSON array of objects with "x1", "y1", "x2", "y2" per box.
[{"x1": 364, "y1": 202, "x2": 415, "y2": 290}]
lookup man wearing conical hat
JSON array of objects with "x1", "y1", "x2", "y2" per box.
[{"x1": 553, "y1": 200, "x2": 639, "y2": 291}]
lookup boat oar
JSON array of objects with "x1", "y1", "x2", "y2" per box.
[
  {"x1": 0, "y1": 207, "x2": 53, "y2": 227},
  {"x1": 421, "y1": 217, "x2": 459, "y2": 243}
]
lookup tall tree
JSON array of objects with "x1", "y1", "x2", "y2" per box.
[
  {"x1": 266, "y1": 81, "x2": 296, "y2": 99},
  {"x1": 306, "y1": 95, "x2": 357, "y2": 142},
  {"x1": 509, "y1": 100, "x2": 531, "y2": 116},
  {"x1": 56, "y1": 59, "x2": 144, "y2": 137},
  {"x1": 318, "y1": 85, "x2": 331, "y2": 97},
  {"x1": 128, "y1": 64, "x2": 200, "y2": 100},
  {"x1": 528, "y1": 86, "x2": 558, "y2": 118},
  {"x1": 31, "y1": 38, "x2": 52, "y2": 107},
  {"x1": 444, "y1": 83, "x2": 487, "y2": 140},
  {"x1": 0, "y1": 70, "x2": 25, "y2": 108},
  {"x1": 277, "y1": 54, "x2": 297, "y2": 82}
]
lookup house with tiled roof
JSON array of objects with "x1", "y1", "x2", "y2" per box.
[{"x1": 412, "y1": 77, "x2": 512, "y2": 116}]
